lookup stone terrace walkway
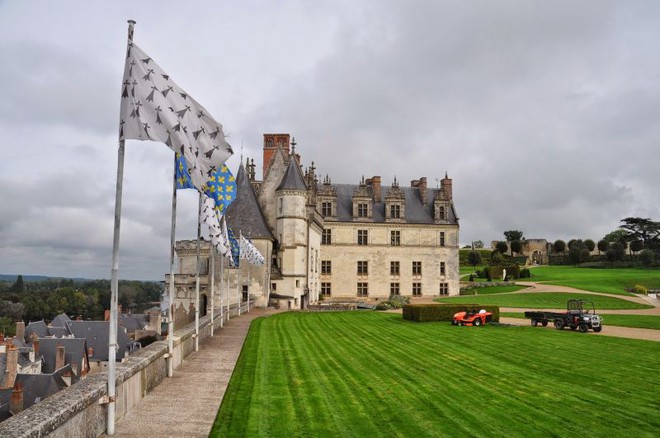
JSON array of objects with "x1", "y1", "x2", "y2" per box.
[{"x1": 107, "y1": 308, "x2": 280, "y2": 437}]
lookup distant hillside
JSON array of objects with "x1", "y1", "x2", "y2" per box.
[{"x1": 0, "y1": 274, "x2": 91, "y2": 283}]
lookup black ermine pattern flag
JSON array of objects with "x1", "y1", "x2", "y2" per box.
[{"x1": 119, "y1": 42, "x2": 233, "y2": 190}]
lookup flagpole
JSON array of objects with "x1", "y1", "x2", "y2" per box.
[
  {"x1": 167, "y1": 154, "x2": 177, "y2": 378},
  {"x1": 210, "y1": 242, "x2": 215, "y2": 336},
  {"x1": 194, "y1": 192, "x2": 202, "y2": 352},
  {"x1": 246, "y1": 260, "x2": 251, "y2": 313},
  {"x1": 107, "y1": 19, "x2": 134, "y2": 437},
  {"x1": 219, "y1": 250, "x2": 224, "y2": 328},
  {"x1": 237, "y1": 232, "x2": 242, "y2": 316}
]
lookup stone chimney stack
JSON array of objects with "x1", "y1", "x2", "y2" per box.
[
  {"x1": 262, "y1": 133, "x2": 290, "y2": 178},
  {"x1": 441, "y1": 172, "x2": 453, "y2": 200},
  {"x1": 367, "y1": 176, "x2": 381, "y2": 202},
  {"x1": 5, "y1": 345, "x2": 18, "y2": 389},
  {"x1": 56, "y1": 343, "x2": 65, "y2": 370},
  {"x1": 15, "y1": 321, "x2": 25, "y2": 343},
  {"x1": 418, "y1": 177, "x2": 428, "y2": 205},
  {"x1": 10, "y1": 383, "x2": 24, "y2": 415},
  {"x1": 104, "y1": 309, "x2": 110, "y2": 321},
  {"x1": 33, "y1": 339, "x2": 40, "y2": 356}
]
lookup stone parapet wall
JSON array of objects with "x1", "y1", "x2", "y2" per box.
[{"x1": 0, "y1": 302, "x2": 252, "y2": 437}]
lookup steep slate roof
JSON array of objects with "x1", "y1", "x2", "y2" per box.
[
  {"x1": 38, "y1": 338, "x2": 88, "y2": 374},
  {"x1": 15, "y1": 369, "x2": 69, "y2": 410},
  {"x1": 119, "y1": 314, "x2": 147, "y2": 332},
  {"x1": 24, "y1": 321, "x2": 48, "y2": 342},
  {"x1": 50, "y1": 313, "x2": 72, "y2": 328},
  {"x1": 277, "y1": 157, "x2": 307, "y2": 191},
  {"x1": 225, "y1": 164, "x2": 274, "y2": 240},
  {"x1": 66, "y1": 321, "x2": 132, "y2": 362},
  {"x1": 332, "y1": 184, "x2": 458, "y2": 224}
]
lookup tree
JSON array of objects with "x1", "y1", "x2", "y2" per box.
[
  {"x1": 467, "y1": 250, "x2": 483, "y2": 272},
  {"x1": 568, "y1": 241, "x2": 590, "y2": 266},
  {"x1": 504, "y1": 230, "x2": 524, "y2": 242},
  {"x1": 472, "y1": 240, "x2": 484, "y2": 249},
  {"x1": 9, "y1": 275, "x2": 24, "y2": 293},
  {"x1": 639, "y1": 249, "x2": 655, "y2": 268},
  {"x1": 630, "y1": 240, "x2": 644, "y2": 259},
  {"x1": 495, "y1": 241, "x2": 509, "y2": 254},
  {"x1": 510, "y1": 240, "x2": 523, "y2": 256},
  {"x1": 609, "y1": 242, "x2": 626, "y2": 262},
  {"x1": 584, "y1": 239, "x2": 596, "y2": 252},
  {"x1": 553, "y1": 240, "x2": 566, "y2": 253},
  {"x1": 597, "y1": 239, "x2": 608, "y2": 255},
  {"x1": 618, "y1": 217, "x2": 660, "y2": 248},
  {"x1": 603, "y1": 229, "x2": 629, "y2": 245}
]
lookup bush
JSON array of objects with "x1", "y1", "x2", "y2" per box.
[
  {"x1": 403, "y1": 304, "x2": 500, "y2": 322},
  {"x1": 519, "y1": 268, "x2": 531, "y2": 278},
  {"x1": 375, "y1": 295, "x2": 410, "y2": 311}
]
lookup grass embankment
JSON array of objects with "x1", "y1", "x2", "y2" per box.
[
  {"x1": 524, "y1": 266, "x2": 660, "y2": 295},
  {"x1": 462, "y1": 284, "x2": 529, "y2": 295},
  {"x1": 502, "y1": 312, "x2": 660, "y2": 330},
  {"x1": 435, "y1": 292, "x2": 652, "y2": 310},
  {"x1": 211, "y1": 312, "x2": 659, "y2": 437}
]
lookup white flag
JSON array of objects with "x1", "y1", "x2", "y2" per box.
[
  {"x1": 221, "y1": 218, "x2": 235, "y2": 267},
  {"x1": 200, "y1": 194, "x2": 229, "y2": 257},
  {"x1": 119, "y1": 42, "x2": 233, "y2": 189},
  {"x1": 240, "y1": 235, "x2": 265, "y2": 266}
]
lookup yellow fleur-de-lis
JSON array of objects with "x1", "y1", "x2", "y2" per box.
[
  {"x1": 218, "y1": 176, "x2": 225, "y2": 183},
  {"x1": 227, "y1": 186, "x2": 234, "y2": 193}
]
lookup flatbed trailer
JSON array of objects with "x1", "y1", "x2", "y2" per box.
[{"x1": 523, "y1": 299, "x2": 603, "y2": 333}]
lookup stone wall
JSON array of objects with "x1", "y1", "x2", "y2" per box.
[{"x1": 0, "y1": 301, "x2": 252, "y2": 437}]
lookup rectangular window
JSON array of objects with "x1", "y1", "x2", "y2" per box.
[
  {"x1": 412, "y1": 282, "x2": 422, "y2": 296},
  {"x1": 390, "y1": 230, "x2": 400, "y2": 246},
  {"x1": 439, "y1": 206, "x2": 446, "y2": 220},
  {"x1": 440, "y1": 232, "x2": 446, "y2": 247},
  {"x1": 321, "y1": 260, "x2": 332, "y2": 275},
  {"x1": 321, "y1": 282, "x2": 331, "y2": 296},
  {"x1": 322, "y1": 229, "x2": 332, "y2": 245},
  {"x1": 358, "y1": 203, "x2": 368, "y2": 217},
  {"x1": 390, "y1": 261, "x2": 400, "y2": 275},
  {"x1": 390, "y1": 282, "x2": 400, "y2": 296},
  {"x1": 357, "y1": 261, "x2": 368, "y2": 275},
  {"x1": 322, "y1": 202, "x2": 333, "y2": 216},
  {"x1": 439, "y1": 283, "x2": 449, "y2": 295},
  {"x1": 357, "y1": 282, "x2": 369, "y2": 297},
  {"x1": 390, "y1": 204, "x2": 401, "y2": 219},
  {"x1": 440, "y1": 262, "x2": 446, "y2": 276},
  {"x1": 279, "y1": 198, "x2": 283, "y2": 214},
  {"x1": 412, "y1": 261, "x2": 422, "y2": 276},
  {"x1": 357, "y1": 229, "x2": 368, "y2": 245}
]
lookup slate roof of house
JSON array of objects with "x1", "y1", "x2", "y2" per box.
[
  {"x1": 50, "y1": 313, "x2": 72, "y2": 328},
  {"x1": 66, "y1": 321, "x2": 132, "y2": 362},
  {"x1": 331, "y1": 184, "x2": 458, "y2": 224},
  {"x1": 38, "y1": 337, "x2": 88, "y2": 375},
  {"x1": 276, "y1": 157, "x2": 307, "y2": 191},
  {"x1": 15, "y1": 368, "x2": 70, "y2": 410},
  {"x1": 119, "y1": 313, "x2": 147, "y2": 332},
  {"x1": 24, "y1": 321, "x2": 48, "y2": 342},
  {"x1": 225, "y1": 164, "x2": 274, "y2": 240}
]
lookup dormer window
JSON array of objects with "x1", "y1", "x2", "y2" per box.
[
  {"x1": 357, "y1": 203, "x2": 368, "y2": 217},
  {"x1": 390, "y1": 204, "x2": 401, "y2": 219},
  {"x1": 322, "y1": 202, "x2": 333, "y2": 217},
  {"x1": 439, "y1": 206, "x2": 446, "y2": 220}
]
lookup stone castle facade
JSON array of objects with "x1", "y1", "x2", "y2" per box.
[{"x1": 168, "y1": 134, "x2": 459, "y2": 322}]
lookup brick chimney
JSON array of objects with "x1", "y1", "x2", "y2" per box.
[
  {"x1": 33, "y1": 339, "x2": 40, "y2": 356},
  {"x1": 88, "y1": 346, "x2": 95, "y2": 358},
  {"x1": 56, "y1": 343, "x2": 65, "y2": 370},
  {"x1": 366, "y1": 176, "x2": 381, "y2": 202},
  {"x1": 441, "y1": 172, "x2": 453, "y2": 200},
  {"x1": 10, "y1": 383, "x2": 24, "y2": 415},
  {"x1": 262, "y1": 133, "x2": 290, "y2": 178},
  {"x1": 5, "y1": 345, "x2": 18, "y2": 389},
  {"x1": 15, "y1": 321, "x2": 25, "y2": 343},
  {"x1": 418, "y1": 177, "x2": 428, "y2": 205},
  {"x1": 104, "y1": 309, "x2": 110, "y2": 321}
]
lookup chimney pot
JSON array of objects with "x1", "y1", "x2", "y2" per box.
[
  {"x1": 10, "y1": 383, "x2": 24, "y2": 414},
  {"x1": 56, "y1": 343, "x2": 65, "y2": 370}
]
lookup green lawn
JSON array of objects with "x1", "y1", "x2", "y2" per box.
[
  {"x1": 435, "y1": 292, "x2": 652, "y2": 310},
  {"x1": 502, "y1": 312, "x2": 660, "y2": 330},
  {"x1": 212, "y1": 312, "x2": 659, "y2": 437},
  {"x1": 462, "y1": 284, "x2": 529, "y2": 295},
  {"x1": 525, "y1": 266, "x2": 660, "y2": 295}
]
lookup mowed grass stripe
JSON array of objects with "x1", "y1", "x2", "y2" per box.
[{"x1": 212, "y1": 312, "x2": 660, "y2": 437}]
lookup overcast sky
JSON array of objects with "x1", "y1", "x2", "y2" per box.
[{"x1": 1, "y1": 1, "x2": 658, "y2": 281}]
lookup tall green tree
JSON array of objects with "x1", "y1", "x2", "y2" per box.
[
  {"x1": 510, "y1": 240, "x2": 523, "y2": 256},
  {"x1": 597, "y1": 239, "x2": 608, "y2": 254},
  {"x1": 584, "y1": 239, "x2": 596, "y2": 252},
  {"x1": 9, "y1": 275, "x2": 24, "y2": 293},
  {"x1": 618, "y1": 217, "x2": 660, "y2": 248},
  {"x1": 504, "y1": 230, "x2": 524, "y2": 241},
  {"x1": 467, "y1": 250, "x2": 483, "y2": 272},
  {"x1": 553, "y1": 240, "x2": 566, "y2": 253},
  {"x1": 496, "y1": 241, "x2": 509, "y2": 254}
]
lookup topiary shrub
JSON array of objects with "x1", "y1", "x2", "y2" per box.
[
  {"x1": 633, "y1": 284, "x2": 648, "y2": 295},
  {"x1": 519, "y1": 268, "x2": 531, "y2": 278}
]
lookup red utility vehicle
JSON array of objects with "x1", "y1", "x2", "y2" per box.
[{"x1": 452, "y1": 309, "x2": 493, "y2": 326}]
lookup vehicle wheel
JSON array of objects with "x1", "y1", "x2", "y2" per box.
[
  {"x1": 531, "y1": 319, "x2": 538, "y2": 327},
  {"x1": 451, "y1": 320, "x2": 458, "y2": 326},
  {"x1": 593, "y1": 326, "x2": 602, "y2": 333},
  {"x1": 579, "y1": 323, "x2": 588, "y2": 333},
  {"x1": 474, "y1": 318, "x2": 482, "y2": 326},
  {"x1": 460, "y1": 322, "x2": 465, "y2": 326},
  {"x1": 541, "y1": 321, "x2": 548, "y2": 327},
  {"x1": 555, "y1": 320, "x2": 564, "y2": 330}
]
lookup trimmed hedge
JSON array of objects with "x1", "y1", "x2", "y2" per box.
[{"x1": 402, "y1": 304, "x2": 500, "y2": 322}]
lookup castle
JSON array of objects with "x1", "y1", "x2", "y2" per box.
[{"x1": 168, "y1": 134, "x2": 459, "y2": 326}]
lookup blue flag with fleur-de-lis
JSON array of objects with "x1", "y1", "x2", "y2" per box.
[
  {"x1": 175, "y1": 154, "x2": 236, "y2": 216},
  {"x1": 175, "y1": 153, "x2": 195, "y2": 189}
]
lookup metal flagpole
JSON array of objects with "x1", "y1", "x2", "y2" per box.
[
  {"x1": 167, "y1": 155, "x2": 177, "y2": 378},
  {"x1": 210, "y1": 242, "x2": 215, "y2": 336},
  {"x1": 107, "y1": 19, "x2": 134, "y2": 436},
  {"x1": 246, "y1": 259, "x2": 251, "y2": 313},
  {"x1": 219, "y1": 249, "x2": 224, "y2": 328},
  {"x1": 194, "y1": 192, "x2": 202, "y2": 352},
  {"x1": 237, "y1": 232, "x2": 242, "y2": 316}
]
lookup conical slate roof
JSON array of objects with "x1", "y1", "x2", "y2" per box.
[
  {"x1": 276, "y1": 157, "x2": 307, "y2": 191},
  {"x1": 225, "y1": 164, "x2": 274, "y2": 240}
]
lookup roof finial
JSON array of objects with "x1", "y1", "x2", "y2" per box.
[
  {"x1": 445, "y1": 171, "x2": 448, "y2": 179},
  {"x1": 291, "y1": 136, "x2": 297, "y2": 155},
  {"x1": 240, "y1": 138, "x2": 244, "y2": 163}
]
